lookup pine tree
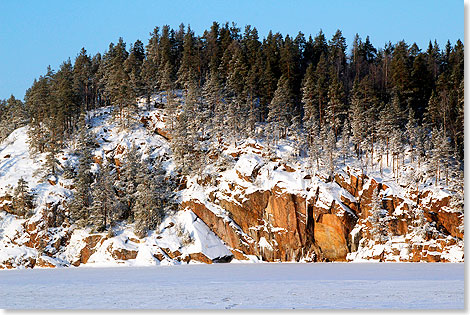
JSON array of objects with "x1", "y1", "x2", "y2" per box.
[
  {"x1": 431, "y1": 128, "x2": 451, "y2": 186},
  {"x1": 170, "y1": 80, "x2": 198, "y2": 175},
  {"x1": 0, "y1": 95, "x2": 28, "y2": 141},
  {"x1": 176, "y1": 25, "x2": 197, "y2": 90},
  {"x1": 116, "y1": 144, "x2": 141, "y2": 220},
  {"x1": 54, "y1": 59, "x2": 79, "y2": 139},
  {"x1": 313, "y1": 53, "x2": 329, "y2": 129},
  {"x1": 203, "y1": 70, "x2": 226, "y2": 145},
  {"x1": 90, "y1": 163, "x2": 118, "y2": 232},
  {"x1": 124, "y1": 39, "x2": 145, "y2": 106},
  {"x1": 349, "y1": 84, "x2": 365, "y2": 158},
  {"x1": 328, "y1": 29, "x2": 347, "y2": 80},
  {"x1": 42, "y1": 141, "x2": 60, "y2": 182},
  {"x1": 69, "y1": 114, "x2": 94, "y2": 226},
  {"x1": 325, "y1": 77, "x2": 345, "y2": 139},
  {"x1": 104, "y1": 38, "x2": 131, "y2": 127},
  {"x1": 389, "y1": 128, "x2": 403, "y2": 181},
  {"x1": 73, "y1": 48, "x2": 93, "y2": 111},
  {"x1": 267, "y1": 75, "x2": 292, "y2": 143},
  {"x1": 368, "y1": 187, "x2": 389, "y2": 243},
  {"x1": 12, "y1": 178, "x2": 34, "y2": 217},
  {"x1": 26, "y1": 69, "x2": 54, "y2": 154},
  {"x1": 306, "y1": 117, "x2": 321, "y2": 173},
  {"x1": 133, "y1": 169, "x2": 163, "y2": 238},
  {"x1": 160, "y1": 61, "x2": 176, "y2": 129},
  {"x1": 413, "y1": 208, "x2": 430, "y2": 240},
  {"x1": 301, "y1": 63, "x2": 317, "y2": 145},
  {"x1": 339, "y1": 118, "x2": 351, "y2": 165},
  {"x1": 405, "y1": 108, "x2": 418, "y2": 163},
  {"x1": 325, "y1": 127, "x2": 337, "y2": 180}
]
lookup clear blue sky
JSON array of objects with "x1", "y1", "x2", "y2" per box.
[{"x1": 0, "y1": 0, "x2": 463, "y2": 101}]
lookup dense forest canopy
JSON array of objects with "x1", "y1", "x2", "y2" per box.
[
  {"x1": 2, "y1": 22, "x2": 463, "y2": 154},
  {"x1": 0, "y1": 21, "x2": 463, "y2": 236}
]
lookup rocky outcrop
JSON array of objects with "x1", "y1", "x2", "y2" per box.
[
  {"x1": 184, "y1": 183, "x2": 356, "y2": 262},
  {"x1": 183, "y1": 166, "x2": 462, "y2": 263},
  {"x1": 111, "y1": 247, "x2": 138, "y2": 261}
]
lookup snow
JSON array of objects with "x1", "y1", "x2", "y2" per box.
[
  {"x1": 258, "y1": 237, "x2": 273, "y2": 251},
  {"x1": 0, "y1": 95, "x2": 464, "y2": 270},
  {"x1": 0, "y1": 263, "x2": 463, "y2": 309},
  {"x1": 0, "y1": 127, "x2": 41, "y2": 194},
  {"x1": 56, "y1": 209, "x2": 233, "y2": 268}
]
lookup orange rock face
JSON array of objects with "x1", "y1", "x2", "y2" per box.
[
  {"x1": 183, "y1": 166, "x2": 462, "y2": 263},
  {"x1": 314, "y1": 221, "x2": 348, "y2": 261},
  {"x1": 72, "y1": 234, "x2": 107, "y2": 266}
]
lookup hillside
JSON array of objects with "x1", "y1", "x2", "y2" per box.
[{"x1": 0, "y1": 95, "x2": 463, "y2": 269}]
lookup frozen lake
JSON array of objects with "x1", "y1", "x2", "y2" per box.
[{"x1": 0, "y1": 263, "x2": 464, "y2": 309}]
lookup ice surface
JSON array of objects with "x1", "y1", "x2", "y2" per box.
[{"x1": 0, "y1": 263, "x2": 463, "y2": 309}]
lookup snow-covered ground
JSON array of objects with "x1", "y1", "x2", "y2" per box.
[{"x1": 0, "y1": 263, "x2": 463, "y2": 309}]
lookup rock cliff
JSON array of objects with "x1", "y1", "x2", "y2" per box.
[{"x1": 0, "y1": 105, "x2": 464, "y2": 268}]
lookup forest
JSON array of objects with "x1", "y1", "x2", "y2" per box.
[{"x1": 0, "y1": 22, "x2": 464, "y2": 236}]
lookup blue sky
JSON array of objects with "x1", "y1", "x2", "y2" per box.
[{"x1": 0, "y1": 0, "x2": 463, "y2": 101}]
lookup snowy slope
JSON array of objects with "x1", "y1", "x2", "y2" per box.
[
  {"x1": 0, "y1": 103, "x2": 234, "y2": 268},
  {"x1": 0, "y1": 94, "x2": 464, "y2": 269}
]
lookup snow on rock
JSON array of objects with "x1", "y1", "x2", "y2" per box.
[{"x1": 0, "y1": 98, "x2": 464, "y2": 269}]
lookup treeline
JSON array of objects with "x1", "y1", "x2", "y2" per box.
[{"x1": 10, "y1": 22, "x2": 463, "y2": 159}]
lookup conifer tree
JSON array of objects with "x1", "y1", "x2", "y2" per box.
[
  {"x1": 339, "y1": 118, "x2": 351, "y2": 165},
  {"x1": 42, "y1": 141, "x2": 60, "y2": 182},
  {"x1": 349, "y1": 86, "x2": 365, "y2": 158},
  {"x1": 69, "y1": 114, "x2": 94, "y2": 226},
  {"x1": 170, "y1": 80, "x2": 198, "y2": 175},
  {"x1": 116, "y1": 144, "x2": 141, "y2": 220},
  {"x1": 368, "y1": 187, "x2": 389, "y2": 243},
  {"x1": 267, "y1": 75, "x2": 292, "y2": 142},
  {"x1": 313, "y1": 53, "x2": 329, "y2": 129},
  {"x1": 12, "y1": 177, "x2": 34, "y2": 217},
  {"x1": 73, "y1": 48, "x2": 93, "y2": 111},
  {"x1": 160, "y1": 61, "x2": 176, "y2": 129},
  {"x1": 0, "y1": 95, "x2": 28, "y2": 141},
  {"x1": 104, "y1": 38, "x2": 131, "y2": 127},
  {"x1": 325, "y1": 77, "x2": 345, "y2": 139},
  {"x1": 90, "y1": 163, "x2": 118, "y2": 232},
  {"x1": 124, "y1": 39, "x2": 145, "y2": 103},
  {"x1": 325, "y1": 127, "x2": 337, "y2": 179},
  {"x1": 301, "y1": 63, "x2": 317, "y2": 145},
  {"x1": 405, "y1": 108, "x2": 418, "y2": 163},
  {"x1": 202, "y1": 70, "x2": 224, "y2": 141},
  {"x1": 328, "y1": 29, "x2": 347, "y2": 80},
  {"x1": 176, "y1": 25, "x2": 197, "y2": 90},
  {"x1": 133, "y1": 169, "x2": 163, "y2": 238}
]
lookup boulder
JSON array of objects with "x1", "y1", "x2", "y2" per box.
[
  {"x1": 111, "y1": 248, "x2": 138, "y2": 260},
  {"x1": 188, "y1": 252, "x2": 213, "y2": 264},
  {"x1": 314, "y1": 221, "x2": 348, "y2": 261}
]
